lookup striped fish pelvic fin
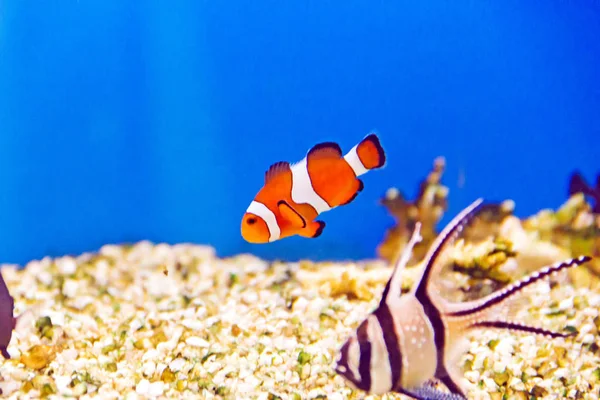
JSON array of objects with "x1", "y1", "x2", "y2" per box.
[
  {"x1": 444, "y1": 255, "x2": 593, "y2": 337},
  {"x1": 412, "y1": 198, "x2": 484, "y2": 305},
  {"x1": 380, "y1": 222, "x2": 423, "y2": 306},
  {"x1": 398, "y1": 380, "x2": 467, "y2": 400}
]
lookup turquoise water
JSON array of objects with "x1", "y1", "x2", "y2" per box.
[{"x1": 0, "y1": 1, "x2": 598, "y2": 265}]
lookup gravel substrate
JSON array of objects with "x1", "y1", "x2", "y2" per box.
[{"x1": 0, "y1": 242, "x2": 599, "y2": 400}]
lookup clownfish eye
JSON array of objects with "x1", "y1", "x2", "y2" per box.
[{"x1": 247, "y1": 217, "x2": 257, "y2": 225}]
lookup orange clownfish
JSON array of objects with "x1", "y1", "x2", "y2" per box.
[{"x1": 241, "y1": 133, "x2": 386, "y2": 243}]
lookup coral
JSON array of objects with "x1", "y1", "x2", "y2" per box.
[
  {"x1": 568, "y1": 171, "x2": 600, "y2": 214},
  {"x1": 523, "y1": 193, "x2": 600, "y2": 287},
  {"x1": 376, "y1": 161, "x2": 600, "y2": 298},
  {"x1": 445, "y1": 196, "x2": 600, "y2": 300},
  {"x1": 376, "y1": 156, "x2": 449, "y2": 266},
  {"x1": 443, "y1": 199, "x2": 599, "y2": 299},
  {"x1": 445, "y1": 221, "x2": 573, "y2": 301},
  {"x1": 460, "y1": 200, "x2": 515, "y2": 243},
  {"x1": 450, "y1": 238, "x2": 516, "y2": 284}
]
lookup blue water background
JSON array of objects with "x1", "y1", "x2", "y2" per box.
[{"x1": 0, "y1": 1, "x2": 598, "y2": 266}]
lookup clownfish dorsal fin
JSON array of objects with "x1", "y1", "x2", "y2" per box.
[
  {"x1": 413, "y1": 198, "x2": 484, "y2": 302},
  {"x1": 306, "y1": 141, "x2": 343, "y2": 161},
  {"x1": 380, "y1": 222, "x2": 423, "y2": 306},
  {"x1": 264, "y1": 161, "x2": 291, "y2": 185},
  {"x1": 277, "y1": 200, "x2": 306, "y2": 228}
]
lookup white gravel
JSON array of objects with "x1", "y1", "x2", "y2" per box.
[{"x1": 0, "y1": 241, "x2": 598, "y2": 399}]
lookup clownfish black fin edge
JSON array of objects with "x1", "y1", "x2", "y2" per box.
[
  {"x1": 307, "y1": 141, "x2": 343, "y2": 160},
  {"x1": 298, "y1": 220, "x2": 326, "y2": 238},
  {"x1": 357, "y1": 133, "x2": 386, "y2": 169},
  {"x1": 340, "y1": 179, "x2": 364, "y2": 206}
]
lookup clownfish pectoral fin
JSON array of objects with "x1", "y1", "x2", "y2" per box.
[
  {"x1": 277, "y1": 200, "x2": 306, "y2": 229},
  {"x1": 307, "y1": 141, "x2": 343, "y2": 160},
  {"x1": 339, "y1": 179, "x2": 364, "y2": 206},
  {"x1": 265, "y1": 161, "x2": 291, "y2": 185},
  {"x1": 298, "y1": 220, "x2": 326, "y2": 238}
]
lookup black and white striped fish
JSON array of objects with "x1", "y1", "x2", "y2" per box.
[{"x1": 335, "y1": 198, "x2": 592, "y2": 399}]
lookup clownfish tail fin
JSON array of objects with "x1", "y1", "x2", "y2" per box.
[
  {"x1": 344, "y1": 133, "x2": 386, "y2": 176},
  {"x1": 356, "y1": 133, "x2": 386, "y2": 170}
]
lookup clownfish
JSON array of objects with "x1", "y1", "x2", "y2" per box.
[
  {"x1": 241, "y1": 133, "x2": 386, "y2": 244},
  {"x1": 335, "y1": 198, "x2": 592, "y2": 399}
]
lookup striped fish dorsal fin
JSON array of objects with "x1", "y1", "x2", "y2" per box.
[
  {"x1": 413, "y1": 198, "x2": 484, "y2": 303},
  {"x1": 265, "y1": 161, "x2": 291, "y2": 185},
  {"x1": 380, "y1": 222, "x2": 423, "y2": 305}
]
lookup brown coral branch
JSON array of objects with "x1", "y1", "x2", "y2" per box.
[
  {"x1": 376, "y1": 157, "x2": 448, "y2": 266},
  {"x1": 376, "y1": 161, "x2": 600, "y2": 297}
]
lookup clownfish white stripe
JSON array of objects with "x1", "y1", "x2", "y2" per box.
[
  {"x1": 290, "y1": 158, "x2": 332, "y2": 214},
  {"x1": 246, "y1": 201, "x2": 280, "y2": 242},
  {"x1": 344, "y1": 145, "x2": 369, "y2": 177}
]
